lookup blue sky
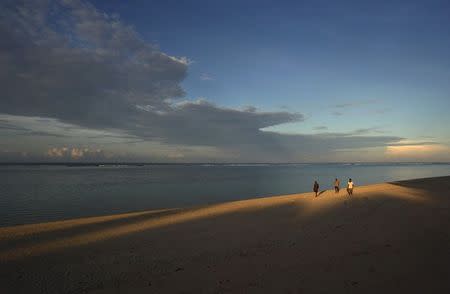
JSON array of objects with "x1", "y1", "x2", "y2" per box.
[
  {"x1": 92, "y1": 0, "x2": 450, "y2": 134},
  {"x1": 0, "y1": 0, "x2": 449, "y2": 162}
]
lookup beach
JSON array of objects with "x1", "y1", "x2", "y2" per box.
[{"x1": 1, "y1": 176, "x2": 449, "y2": 293}]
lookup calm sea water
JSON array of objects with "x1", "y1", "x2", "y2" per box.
[{"x1": 1, "y1": 163, "x2": 449, "y2": 226}]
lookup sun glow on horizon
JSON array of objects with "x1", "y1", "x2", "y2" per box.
[{"x1": 386, "y1": 144, "x2": 450, "y2": 159}]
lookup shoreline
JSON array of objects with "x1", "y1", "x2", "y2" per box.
[
  {"x1": 2, "y1": 174, "x2": 450, "y2": 229},
  {"x1": 1, "y1": 176, "x2": 449, "y2": 293}
]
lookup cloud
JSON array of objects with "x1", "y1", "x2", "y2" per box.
[
  {"x1": 46, "y1": 147, "x2": 69, "y2": 158},
  {"x1": 388, "y1": 141, "x2": 439, "y2": 147},
  {"x1": 0, "y1": 0, "x2": 405, "y2": 162},
  {"x1": 0, "y1": 117, "x2": 71, "y2": 137},
  {"x1": 167, "y1": 152, "x2": 185, "y2": 159},
  {"x1": 373, "y1": 108, "x2": 390, "y2": 115},
  {"x1": 0, "y1": 1, "x2": 299, "y2": 140},
  {"x1": 46, "y1": 146, "x2": 105, "y2": 160},
  {"x1": 27, "y1": 131, "x2": 69, "y2": 138},
  {"x1": 350, "y1": 126, "x2": 387, "y2": 135},
  {"x1": 200, "y1": 73, "x2": 214, "y2": 81},
  {"x1": 330, "y1": 100, "x2": 382, "y2": 117},
  {"x1": 332, "y1": 99, "x2": 378, "y2": 108},
  {"x1": 146, "y1": 100, "x2": 304, "y2": 145},
  {"x1": 386, "y1": 144, "x2": 450, "y2": 161},
  {"x1": 0, "y1": 121, "x2": 29, "y2": 132},
  {"x1": 311, "y1": 125, "x2": 385, "y2": 136},
  {"x1": 251, "y1": 131, "x2": 402, "y2": 162},
  {"x1": 0, "y1": 0, "x2": 188, "y2": 129}
]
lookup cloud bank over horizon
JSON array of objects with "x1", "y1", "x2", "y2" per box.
[{"x1": 1, "y1": 0, "x2": 446, "y2": 162}]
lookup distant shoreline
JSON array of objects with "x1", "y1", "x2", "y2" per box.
[{"x1": 1, "y1": 162, "x2": 450, "y2": 167}]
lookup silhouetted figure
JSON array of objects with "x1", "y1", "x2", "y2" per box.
[
  {"x1": 334, "y1": 178, "x2": 340, "y2": 193},
  {"x1": 347, "y1": 178, "x2": 354, "y2": 195},
  {"x1": 313, "y1": 181, "x2": 319, "y2": 197}
]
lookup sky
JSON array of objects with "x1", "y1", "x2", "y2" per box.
[{"x1": 1, "y1": 0, "x2": 449, "y2": 163}]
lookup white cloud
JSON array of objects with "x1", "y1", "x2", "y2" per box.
[
  {"x1": 46, "y1": 146, "x2": 104, "y2": 159},
  {"x1": 167, "y1": 55, "x2": 193, "y2": 65},
  {"x1": 200, "y1": 73, "x2": 214, "y2": 81}
]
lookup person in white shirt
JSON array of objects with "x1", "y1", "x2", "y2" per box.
[{"x1": 347, "y1": 178, "x2": 354, "y2": 196}]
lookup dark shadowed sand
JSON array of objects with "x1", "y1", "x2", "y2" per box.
[{"x1": 1, "y1": 176, "x2": 449, "y2": 293}]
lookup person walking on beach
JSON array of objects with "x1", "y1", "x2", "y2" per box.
[
  {"x1": 347, "y1": 178, "x2": 354, "y2": 196},
  {"x1": 313, "y1": 181, "x2": 319, "y2": 197},
  {"x1": 334, "y1": 178, "x2": 340, "y2": 193}
]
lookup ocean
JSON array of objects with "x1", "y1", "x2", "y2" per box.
[{"x1": 1, "y1": 163, "x2": 449, "y2": 227}]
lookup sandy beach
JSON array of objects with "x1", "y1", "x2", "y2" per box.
[{"x1": 1, "y1": 176, "x2": 449, "y2": 293}]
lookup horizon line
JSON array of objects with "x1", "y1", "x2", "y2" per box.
[{"x1": 1, "y1": 162, "x2": 450, "y2": 166}]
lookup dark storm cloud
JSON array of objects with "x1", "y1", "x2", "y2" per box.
[{"x1": 0, "y1": 0, "x2": 402, "y2": 161}]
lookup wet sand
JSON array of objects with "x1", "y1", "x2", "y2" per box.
[{"x1": 1, "y1": 176, "x2": 449, "y2": 293}]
